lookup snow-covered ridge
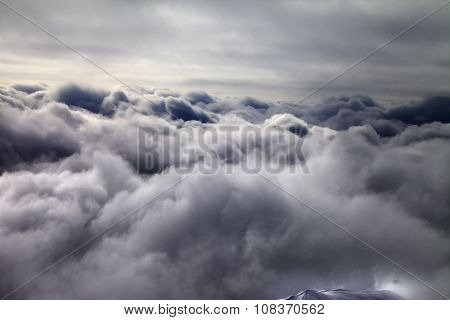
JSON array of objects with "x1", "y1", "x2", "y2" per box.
[{"x1": 284, "y1": 289, "x2": 402, "y2": 300}]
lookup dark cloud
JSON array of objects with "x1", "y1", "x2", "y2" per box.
[
  {"x1": 165, "y1": 98, "x2": 213, "y2": 123},
  {"x1": 273, "y1": 95, "x2": 450, "y2": 138},
  {"x1": 241, "y1": 96, "x2": 270, "y2": 110},
  {"x1": 387, "y1": 97, "x2": 450, "y2": 125},
  {"x1": 184, "y1": 91, "x2": 215, "y2": 105},
  {"x1": 101, "y1": 89, "x2": 130, "y2": 116},
  {"x1": 0, "y1": 84, "x2": 449, "y2": 300},
  {"x1": 0, "y1": 102, "x2": 81, "y2": 171},
  {"x1": 11, "y1": 83, "x2": 47, "y2": 94},
  {"x1": 53, "y1": 83, "x2": 109, "y2": 114}
]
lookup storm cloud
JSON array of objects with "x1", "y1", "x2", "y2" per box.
[{"x1": 0, "y1": 83, "x2": 449, "y2": 299}]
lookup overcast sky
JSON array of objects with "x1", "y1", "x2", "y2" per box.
[
  {"x1": 1, "y1": 1, "x2": 450, "y2": 299},
  {"x1": 0, "y1": 0, "x2": 449, "y2": 102}
]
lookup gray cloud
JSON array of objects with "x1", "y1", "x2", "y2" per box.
[
  {"x1": 52, "y1": 83, "x2": 109, "y2": 114},
  {"x1": 0, "y1": 0, "x2": 448, "y2": 100},
  {"x1": 270, "y1": 95, "x2": 450, "y2": 137},
  {"x1": 11, "y1": 83, "x2": 47, "y2": 94},
  {"x1": 165, "y1": 97, "x2": 214, "y2": 123},
  {"x1": 0, "y1": 84, "x2": 449, "y2": 300}
]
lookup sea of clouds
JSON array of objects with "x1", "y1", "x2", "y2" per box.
[{"x1": 0, "y1": 83, "x2": 449, "y2": 299}]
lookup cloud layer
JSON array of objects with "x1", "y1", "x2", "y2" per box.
[
  {"x1": 0, "y1": 83, "x2": 450, "y2": 299},
  {"x1": 1, "y1": 0, "x2": 449, "y2": 100}
]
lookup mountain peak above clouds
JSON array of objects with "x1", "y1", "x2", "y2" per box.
[{"x1": 284, "y1": 289, "x2": 402, "y2": 300}]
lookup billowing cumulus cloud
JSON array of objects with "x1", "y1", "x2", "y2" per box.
[{"x1": 0, "y1": 83, "x2": 449, "y2": 299}]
